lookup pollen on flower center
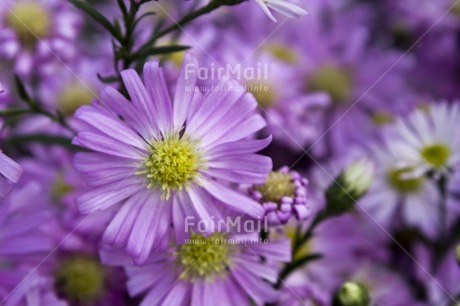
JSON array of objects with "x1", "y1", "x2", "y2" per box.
[
  {"x1": 255, "y1": 171, "x2": 296, "y2": 204},
  {"x1": 51, "y1": 175, "x2": 73, "y2": 203},
  {"x1": 372, "y1": 111, "x2": 394, "y2": 126},
  {"x1": 421, "y1": 143, "x2": 450, "y2": 168},
  {"x1": 388, "y1": 167, "x2": 424, "y2": 193},
  {"x1": 451, "y1": 1, "x2": 460, "y2": 14},
  {"x1": 54, "y1": 255, "x2": 105, "y2": 303},
  {"x1": 6, "y1": 2, "x2": 51, "y2": 46},
  {"x1": 266, "y1": 44, "x2": 298, "y2": 63},
  {"x1": 58, "y1": 83, "x2": 95, "y2": 116},
  {"x1": 248, "y1": 82, "x2": 277, "y2": 109},
  {"x1": 139, "y1": 134, "x2": 201, "y2": 199},
  {"x1": 177, "y1": 233, "x2": 231, "y2": 280},
  {"x1": 308, "y1": 64, "x2": 353, "y2": 103}
]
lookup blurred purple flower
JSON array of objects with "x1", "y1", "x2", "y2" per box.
[
  {"x1": 362, "y1": 136, "x2": 442, "y2": 238},
  {"x1": 101, "y1": 232, "x2": 291, "y2": 306},
  {"x1": 0, "y1": 0, "x2": 82, "y2": 77}
]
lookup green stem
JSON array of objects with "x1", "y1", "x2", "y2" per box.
[
  {"x1": 274, "y1": 254, "x2": 322, "y2": 289},
  {"x1": 4, "y1": 134, "x2": 84, "y2": 150},
  {"x1": 274, "y1": 210, "x2": 328, "y2": 289},
  {"x1": 136, "y1": 0, "x2": 222, "y2": 54}
]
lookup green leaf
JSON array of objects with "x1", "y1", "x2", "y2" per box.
[
  {"x1": 97, "y1": 73, "x2": 121, "y2": 83},
  {"x1": 132, "y1": 11, "x2": 157, "y2": 29},
  {"x1": 14, "y1": 76, "x2": 30, "y2": 101},
  {"x1": 0, "y1": 108, "x2": 31, "y2": 117},
  {"x1": 5, "y1": 134, "x2": 86, "y2": 151},
  {"x1": 116, "y1": 0, "x2": 128, "y2": 17},
  {"x1": 69, "y1": 0, "x2": 121, "y2": 41}
]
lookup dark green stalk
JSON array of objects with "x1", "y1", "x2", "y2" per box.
[{"x1": 136, "y1": 0, "x2": 222, "y2": 54}]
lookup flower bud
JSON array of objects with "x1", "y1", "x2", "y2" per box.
[
  {"x1": 325, "y1": 159, "x2": 374, "y2": 216},
  {"x1": 333, "y1": 282, "x2": 371, "y2": 306}
]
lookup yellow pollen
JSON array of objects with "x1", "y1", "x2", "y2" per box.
[
  {"x1": 177, "y1": 233, "x2": 232, "y2": 281},
  {"x1": 137, "y1": 133, "x2": 202, "y2": 199},
  {"x1": 308, "y1": 64, "x2": 353, "y2": 103},
  {"x1": 51, "y1": 175, "x2": 74, "y2": 203},
  {"x1": 55, "y1": 255, "x2": 105, "y2": 303},
  {"x1": 255, "y1": 171, "x2": 295, "y2": 204},
  {"x1": 58, "y1": 83, "x2": 95, "y2": 116},
  {"x1": 248, "y1": 82, "x2": 277, "y2": 109},
  {"x1": 451, "y1": 1, "x2": 460, "y2": 14},
  {"x1": 266, "y1": 44, "x2": 298, "y2": 63},
  {"x1": 388, "y1": 167, "x2": 424, "y2": 193},
  {"x1": 6, "y1": 2, "x2": 51, "y2": 47},
  {"x1": 372, "y1": 112, "x2": 394, "y2": 126},
  {"x1": 421, "y1": 143, "x2": 451, "y2": 168}
]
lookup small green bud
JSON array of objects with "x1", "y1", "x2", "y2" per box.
[
  {"x1": 325, "y1": 159, "x2": 374, "y2": 216},
  {"x1": 333, "y1": 282, "x2": 371, "y2": 306}
]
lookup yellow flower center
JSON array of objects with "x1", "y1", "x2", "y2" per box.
[
  {"x1": 177, "y1": 233, "x2": 232, "y2": 281},
  {"x1": 388, "y1": 167, "x2": 424, "y2": 193},
  {"x1": 421, "y1": 143, "x2": 451, "y2": 168},
  {"x1": 51, "y1": 175, "x2": 73, "y2": 203},
  {"x1": 372, "y1": 111, "x2": 394, "y2": 126},
  {"x1": 255, "y1": 171, "x2": 295, "y2": 204},
  {"x1": 248, "y1": 82, "x2": 277, "y2": 109},
  {"x1": 308, "y1": 64, "x2": 353, "y2": 103},
  {"x1": 6, "y1": 2, "x2": 51, "y2": 47},
  {"x1": 138, "y1": 133, "x2": 202, "y2": 199},
  {"x1": 57, "y1": 83, "x2": 95, "y2": 116},
  {"x1": 55, "y1": 256, "x2": 105, "y2": 303},
  {"x1": 451, "y1": 1, "x2": 460, "y2": 14},
  {"x1": 266, "y1": 44, "x2": 298, "y2": 63}
]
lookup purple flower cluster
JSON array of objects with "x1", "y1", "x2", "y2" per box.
[{"x1": 0, "y1": 0, "x2": 460, "y2": 305}]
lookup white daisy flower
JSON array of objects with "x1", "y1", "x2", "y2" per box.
[
  {"x1": 393, "y1": 102, "x2": 460, "y2": 177},
  {"x1": 362, "y1": 138, "x2": 441, "y2": 238},
  {"x1": 253, "y1": 0, "x2": 309, "y2": 22}
]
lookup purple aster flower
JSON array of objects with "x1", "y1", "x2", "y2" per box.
[
  {"x1": 271, "y1": 4, "x2": 415, "y2": 156},
  {"x1": 183, "y1": 31, "x2": 331, "y2": 151},
  {"x1": 101, "y1": 232, "x2": 291, "y2": 306},
  {"x1": 33, "y1": 252, "x2": 127, "y2": 306},
  {"x1": 1, "y1": 271, "x2": 67, "y2": 306},
  {"x1": 0, "y1": 167, "x2": 58, "y2": 306},
  {"x1": 0, "y1": 0, "x2": 81, "y2": 77},
  {"x1": 73, "y1": 53, "x2": 271, "y2": 264},
  {"x1": 0, "y1": 150, "x2": 22, "y2": 198},
  {"x1": 37, "y1": 57, "x2": 108, "y2": 117},
  {"x1": 1, "y1": 156, "x2": 126, "y2": 306},
  {"x1": 248, "y1": 166, "x2": 310, "y2": 225}
]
